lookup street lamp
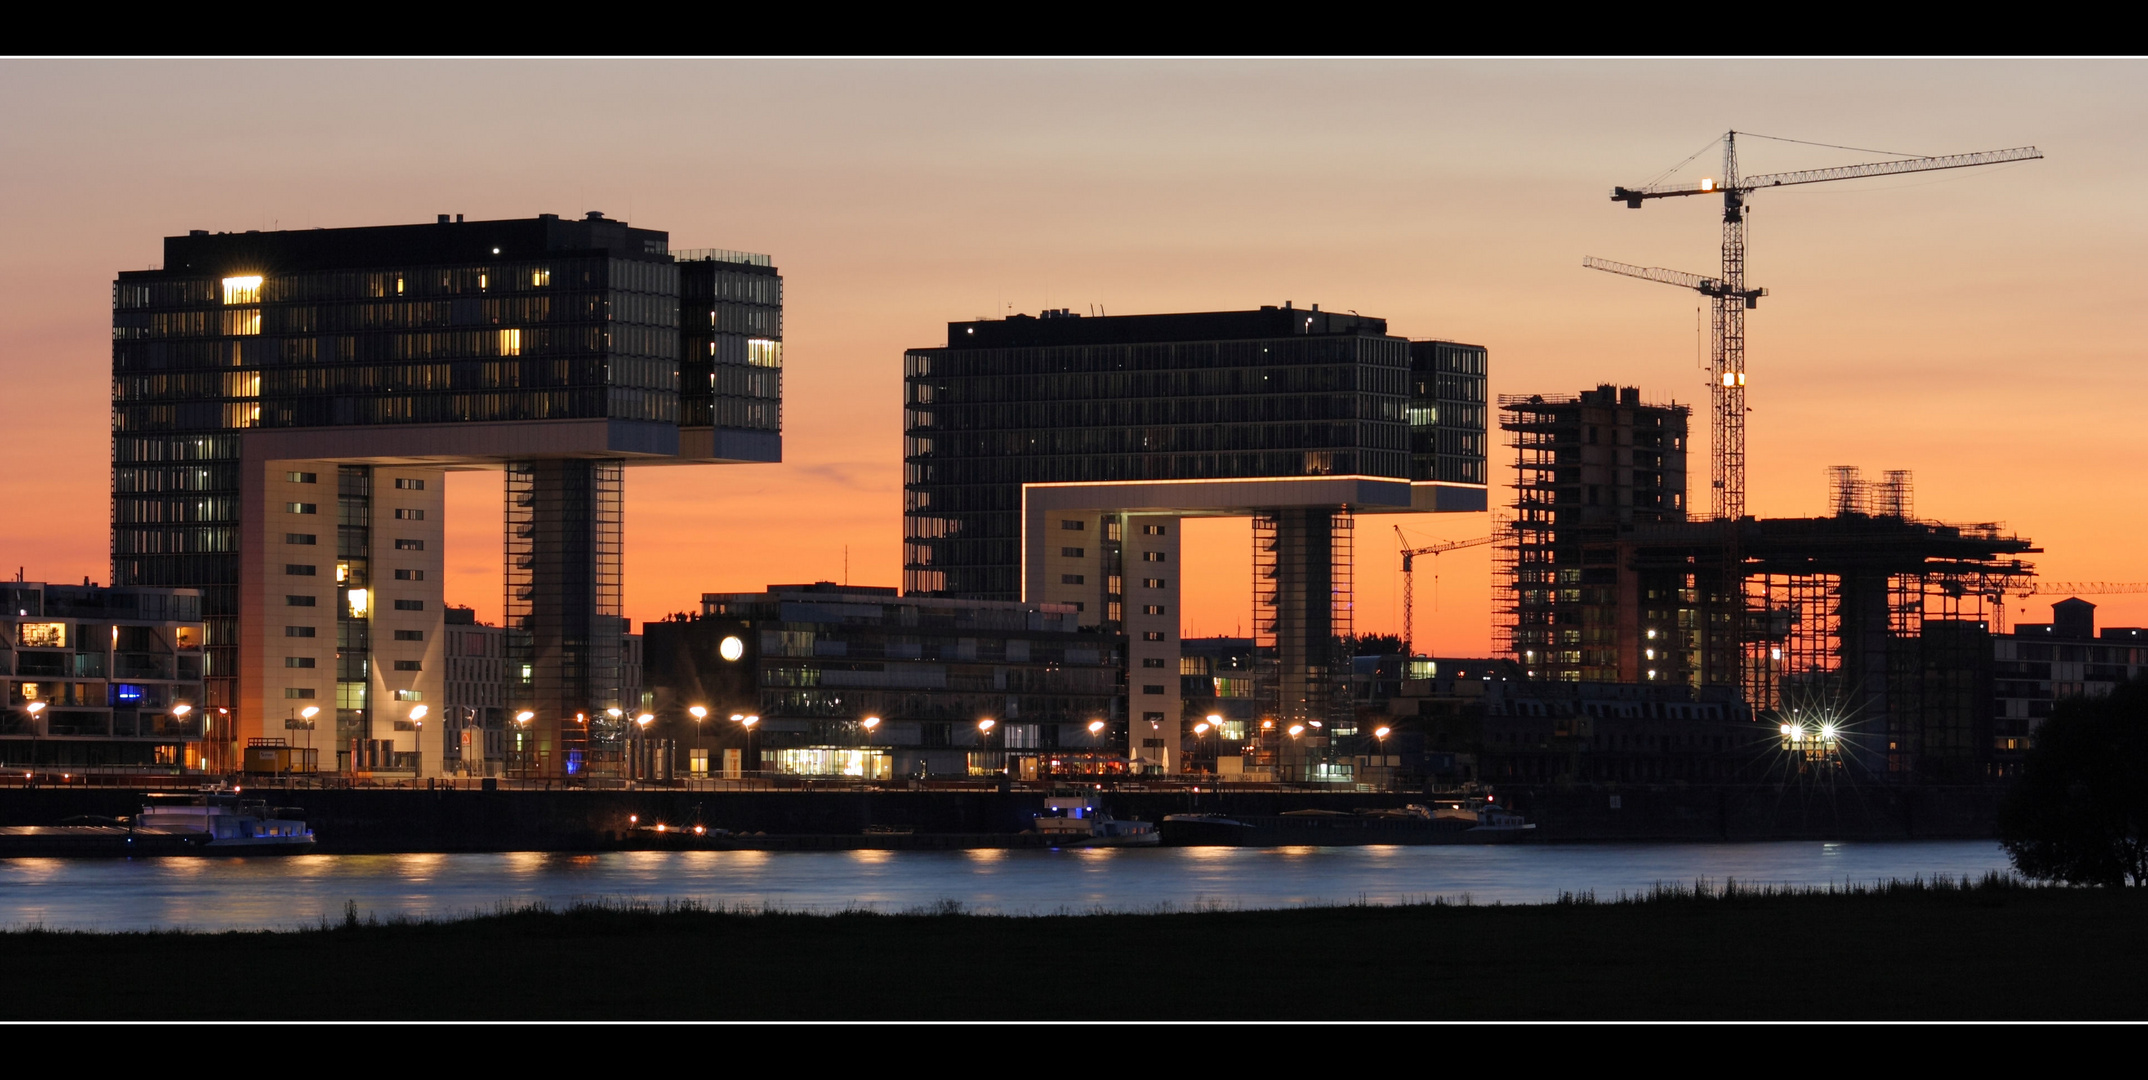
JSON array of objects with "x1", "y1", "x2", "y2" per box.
[
  {"x1": 735, "y1": 714, "x2": 760, "y2": 780},
  {"x1": 409, "y1": 705, "x2": 428, "y2": 778},
  {"x1": 24, "y1": 702, "x2": 45, "y2": 777},
  {"x1": 977, "y1": 718, "x2": 1000, "y2": 776},
  {"x1": 689, "y1": 706, "x2": 708, "y2": 778},
  {"x1": 514, "y1": 710, "x2": 534, "y2": 775},
  {"x1": 636, "y1": 713, "x2": 654, "y2": 781}
]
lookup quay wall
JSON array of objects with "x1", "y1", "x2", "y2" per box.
[{"x1": 0, "y1": 783, "x2": 2002, "y2": 854}]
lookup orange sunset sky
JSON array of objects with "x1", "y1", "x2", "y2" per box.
[{"x1": 3, "y1": 59, "x2": 2144, "y2": 652}]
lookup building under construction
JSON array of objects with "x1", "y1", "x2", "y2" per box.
[{"x1": 1499, "y1": 388, "x2": 2037, "y2": 782}]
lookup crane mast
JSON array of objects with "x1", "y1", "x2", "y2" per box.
[{"x1": 1592, "y1": 132, "x2": 2041, "y2": 522}]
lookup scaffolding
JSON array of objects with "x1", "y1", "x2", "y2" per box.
[
  {"x1": 1252, "y1": 507, "x2": 1355, "y2": 726},
  {"x1": 505, "y1": 459, "x2": 626, "y2": 776}
]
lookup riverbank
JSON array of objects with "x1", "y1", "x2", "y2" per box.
[
  {"x1": 3, "y1": 876, "x2": 2138, "y2": 1020},
  {"x1": 0, "y1": 781, "x2": 2005, "y2": 853}
]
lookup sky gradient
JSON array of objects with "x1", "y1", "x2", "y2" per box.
[{"x1": 3, "y1": 59, "x2": 2143, "y2": 650}]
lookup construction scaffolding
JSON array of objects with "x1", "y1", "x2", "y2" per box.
[{"x1": 1253, "y1": 507, "x2": 1355, "y2": 726}]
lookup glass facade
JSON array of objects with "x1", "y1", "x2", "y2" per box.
[
  {"x1": 903, "y1": 308, "x2": 1487, "y2": 599},
  {"x1": 676, "y1": 251, "x2": 783, "y2": 433}
]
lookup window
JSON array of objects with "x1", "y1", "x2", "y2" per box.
[
  {"x1": 1142, "y1": 524, "x2": 1167, "y2": 536},
  {"x1": 394, "y1": 690, "x2": 424, "y2": 701},
  {"x1": 1060, "y1": 547, "x2": 1086, "y2": 558},
  {"x1": 393, "y1": 569, "x2": 425, "y2": 581},
  {"x1": 286, "y1": 533, "x2": 316, "y2": 545},
  {"x1": 1142, "y1": 552, "x2": 1166, "y2": 563},
  {"x1": 285, "y1": 595, "x2": 316, "y2": 607},
  {"x1": 1142, "y1": 684, "x2": 1166, "y2": 695},
  {"x1": 1141, "y1": 658, "x2": 1166, "y2": 668},
  {"x1": 285, "y1": 564, "x2": 316, "y2": 576},
  {"x1": 1060, "y1": 520, "x2": 1085, "y2": 531},
  {"x1": 1142, "y1": 605, "x2": 1166, "y2": 616},
  {"x1": 394, "y1": 539, "x2": 424, "y2": 551},
  {"x1": 285, "y1": 626, "x2": 316, "y2": 638},
  {"x1": 1143, "y1": 578, "x2": 1166, "y2": 589},
  {"x1": 1060, "y1": 574, "x2": 1085, "y2": 585},
  {"x1": 286, "y1": 502, "x2": 316, "y2": 514},
  {"x1": 393, "y1": 478, "x2": 426, "y2": 490},
  {"x1": 393, "y1": 599, "x2": 424, "y2": 611},
  {"x1": 285, "y1": 471, "x2": 317, "y2": 484},
  {"x1": 1142, "y1": 631, "x2": 1165, "y2": 642},
  {"x1": 1142, "y1": 712, "x2": 1166, "y2": 723},
  {"x1": 284, "y1": 657, "x2": 315, "y2": 669},
  {"x1": 393, "y1": 508, "x2": 424, "y2": 521},
  {"x1": 283, "y1": 687, "x2": 317, "y2": 699},
  {"x1": 393, "y1": 630, "x2": 425, "y2": 642},
  {"x1": 393, "y1": 660, "x2": 422, "y2": 671}
]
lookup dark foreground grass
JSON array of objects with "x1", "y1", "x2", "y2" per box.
[{"x1": 3, "y1": 874, "x2": 2142, "y2": 1020}]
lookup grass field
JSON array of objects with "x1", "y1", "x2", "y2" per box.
[{"x1": 3, "y1": 876, "x2": 2139, "y2": 1020}]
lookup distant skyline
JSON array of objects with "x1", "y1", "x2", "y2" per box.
[{"x1": 4, "y1": 58, "x2": 2143, "y2": 650}]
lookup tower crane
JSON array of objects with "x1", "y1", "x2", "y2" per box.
[
  {"x1": 2010, "y1": 583, "x2": 2148, "y2": 599},
  {"x1": 1395, "y1": 526, "x2": 1496, "y2": 656},
  {"x1": 1588, "y1": 132, "x2": 2042, "y2": 522}
]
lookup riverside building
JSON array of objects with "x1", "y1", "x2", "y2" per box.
[
  {"x1": 112, "y1": 214, "x2": 780, "y2": 776},
  {"x1": 642, "y1": 583, "x2": 1122, "y2": 780},
  {"x1": 1, "y1": 578, "x2": 208, "y2": 768},
  {"x1": 904, "y1": 306, "x2": 1488, "y2": 770}
]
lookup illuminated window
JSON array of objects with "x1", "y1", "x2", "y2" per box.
[
  {"x1": 478, "y1": 273, "x2": 489, "y2": 290},
  {"x1": 498, "y1": 328, "x2": 521, "y2": 356},
  {"x1": 286, "y1": 471, "x2": 317, "y2": 484},
  {"x1": 1142, "y1": 524, "x2": 1166, "y2": 536},
  {"x1": 1143, "y1": 578, "x2": 1165, "y2": 589},
  {"x1": 221, "y1": 275, "x2": 263, "y2": 305},
  {"x1": 394, "y1": 689, "x2": 424, "y2": 701},
  {"x1": 1142, "y1": 605, "x2": 1166, "y2": 616},
  {"x1": 393, "y1": 478, "x2": 426, "y2": 490},
  {"x1": 1142, "y1": 552, "x2": 1166, "y2": 563},
  {"x1": 1142, "y1": 631, "x2": 1165, "y2": 642},
  {"x1": 746, "y1": 339, "x2": 782, "y2": 368},
  {"x1": 18, "y1": 623, "x2": 66, "y2": 647},
  {"x1": 286, "y1": 502, "x2": 316, "y2": 514},
  {"x1": 220, "y1": 309, "x2": 262, "y2": 336},
  {"x1": 531, "y1": 269, "x2": 551, "y2": 287},
  {"x1": 394, "y1": 508, "x2": 424, "y2": 520}
]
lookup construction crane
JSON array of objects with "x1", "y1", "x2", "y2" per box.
[
  {"x1": 1588, "y1": 132, "x2": 2042, "y2": 522},
  {"x1": 1395, "y1": 526, "x2": 1496, "y2": 656}
]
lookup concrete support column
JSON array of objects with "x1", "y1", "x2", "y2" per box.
[
  {"x1": 507, "y1": 459, "x2": 625, "y2": 777},
  {"x1": 1124, "y1": 514, "x2": 1182, "y2": 774}
]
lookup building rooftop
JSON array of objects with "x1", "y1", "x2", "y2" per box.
[
  {"x1": 145, "y1": 212, "x2": 671, "y2": 276},
  {"x1": 941, "y1": 305, "x2": 1389, "y2": 350}
]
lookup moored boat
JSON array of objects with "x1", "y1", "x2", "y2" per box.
[{"x1": 1034, "y1": 795, "x2": 1159, "y2": 848}]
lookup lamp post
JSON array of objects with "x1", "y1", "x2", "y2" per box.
[
  {"x1": 513, "y1": 710, "x2": 534, "y2": 776},
  {"x1": 1287, "y1": 724, "x2": 1305, "y2": 785},
  {"x1": 976, "y1": 718, "x2": 999, "y2": 777},
  {"x1": 860, "y1": 716, "x2": 880, "y2": 782},
  {"x1": 636, "y1": 713, "x2": 654, "y2": 781},
  {"x1": 25, "y1": 702, "x2": 45, "y2": 779},
  {"x1": 1372, "y1": 725, "x2": 1391, "y2": 791},
  {"x1": 733, "y1": 714, "x2": 760, "y2": 783},
  {"x1": 408, "y1": 705, "x2": 428, "y2": 780},
  {"x1": 689, "y1": 705, "x2": 708, "y2": 780}
]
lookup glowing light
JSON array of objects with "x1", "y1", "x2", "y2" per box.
[
  {"x1": 347, "y1": 588, "x2": 368, "y2": 617},
  {"x1": 1820, "y1": 724, "x2": 1837, "y2": 741},
  {"x1": 1700, "y1": 177, "x2": 1716, "y2": 192},
  {"x1": 689, "y1": 706, "x2": 708, "y2": 720},
  {"x1": 171, "y1": 704, "x2": 192, "y2": 717},
  {"x1": 741, "y1": 715, "x2": 759, "y2": 728},
  {"x1": 409, "y1": 705, "x2": 428, "y2": 723},
  {"x1": 1194, "y1": 723, "x2": 1210, "y2": 735},
  {"x1": 1206, "y1": 714, "x2": 1222, "y2": 725},
  {"x1": 1374, "y1": 726, "x2": 1391, "y2": 739},
  {"x1": 607, "y1": 707, "x2": 624, "y2": 719},
  {"x1": 719, "y1": 636, "x2": 745, "y2": 662},
  {"x1": 515, "y1": 710, "x2": 534, "y2": 724},
  {"x1": 1288, "y1": 724, "x2": 1305, "y2": 737},
  {"x1": 977, "y1": 718, "x2": 996, "y2": 733},
  {"x1": 1087, "y1": 720, "x2": 1105, "y2": 734},
  {"x1": 862, "y1": 716, "x2": 881, "y2": 730},
  {"x1": 220, "y1": 275, "x2": 263, "y2": 305},
  {"x1": 301, "y1": 706, "x2": 320, "y2": 720},
  {"x1": 1780, "y1": 723, "x2": 1793, "y2": 735}
]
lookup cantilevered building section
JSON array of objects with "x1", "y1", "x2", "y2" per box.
[
  {"x1": 904, "y1": 306, "x2": 1487, "y2": 770},
  {"x1": 112, "y1": 214, "x2": 781, "y2": 777}
]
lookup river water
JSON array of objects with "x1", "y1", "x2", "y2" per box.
[{"x1": 0, "y1": 841, "x2": 2013, "y2": 932}]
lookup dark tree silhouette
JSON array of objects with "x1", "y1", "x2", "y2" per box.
[{"x1": 1998, "y1": 677, "x2": 2148, "y2": 887}]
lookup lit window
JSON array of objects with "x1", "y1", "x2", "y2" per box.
[
  {"x1": 746, "y1": 339, "x2": 782, "y2": 368},
  {"x1": 393, "y1": 478, "x2": 426, "y2": 491},
  {"x1": 394, "y1": 508, "x2": 425, "y2": 520},
  {"x1": 220, "y1": 275, "x2": 263, "y2": 305},
  {"x1": 286, "y1": 471, "x2": 317, "y2": 484},
  {"x1": 499, "y1": 328, "x2": 521, "y2": 356},
  {"x1": 394, "y1": 690, "x2": 424, "y2": 701},
  {"x1": 286, "y1": 502, "x2": 316, "y2": 515},
  {"x1": 18, "y1": 623, "x2": 66, "y2": 647},
  {"x1": 531, "y1": 269, "x2": 551, "y2": 287}
]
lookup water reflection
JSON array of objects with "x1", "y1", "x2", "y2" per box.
[{"x1": 0, "y1": 841, "x2": 2013, "y2": 933}]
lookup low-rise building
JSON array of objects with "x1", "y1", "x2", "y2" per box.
[
  {"x1": 1, "y1": 578, "x2": 208, "y2": 769},
  {"x1": 643, "y1": 583, "x2": 1123, "y2": 779},
  {"x1": 1991, "y1": 598, "x2": 2148, "y2": 776}
]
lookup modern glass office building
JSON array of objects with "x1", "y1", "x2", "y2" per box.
[
  {"x1": 111, "y1": 214, "x2": 780, "y2": 775},
  {"x1": 903, "y1": 305, "x2": 1487, "y2": 768}
]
